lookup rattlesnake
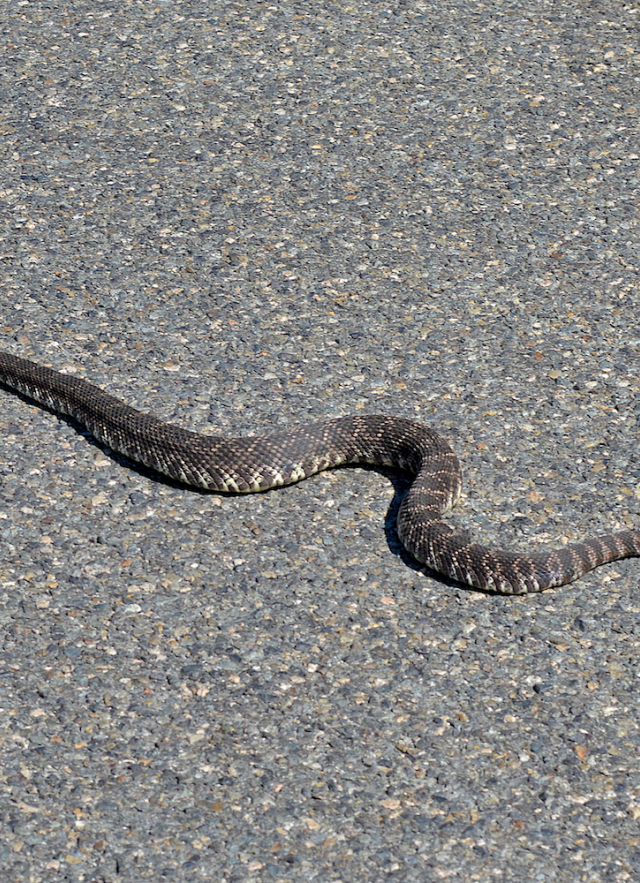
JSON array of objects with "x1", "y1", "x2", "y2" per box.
[{"x1": 1, "y1": 349, "x2": 639, "y2": 594}]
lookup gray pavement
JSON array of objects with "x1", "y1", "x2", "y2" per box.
[{"x1": 0, "y1": 1, "x2": 639, "y2": 881}]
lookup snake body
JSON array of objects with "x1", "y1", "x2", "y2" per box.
[{"x1": 1, "y1": 349, "x2": 639, "y2": 594}]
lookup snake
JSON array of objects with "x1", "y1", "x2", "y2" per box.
[{"x1": 1, "y1": 349, "x2": 639, "y2": 594}]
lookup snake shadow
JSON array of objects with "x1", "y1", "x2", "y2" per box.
[{"x1": 378, "y1": 465, "x2": 478, "y2": 591}]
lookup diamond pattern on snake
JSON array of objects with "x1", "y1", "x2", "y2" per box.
[{"x1": 2, "y1": 350, "x2": 639, "y2": 594}]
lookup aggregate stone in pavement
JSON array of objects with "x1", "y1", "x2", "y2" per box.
[{"x1": 0, "y1": 1, "x2": 639, "y2": 881}]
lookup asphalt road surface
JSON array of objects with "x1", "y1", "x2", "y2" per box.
[{"x1": 0, "y1": 1, "x2": 639, "y2": 881}]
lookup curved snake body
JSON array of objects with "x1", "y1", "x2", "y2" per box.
[{"x1": 1, "y1": 350, "x2": 639, "y2": 594}]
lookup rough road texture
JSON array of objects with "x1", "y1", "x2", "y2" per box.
[{"x1": 1, "y1": 2, "x2": 639, "y2": 882}]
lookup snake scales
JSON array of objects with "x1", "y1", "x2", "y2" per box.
[{"x1": 1, "y1": 349, "x2": 639, "y2": 594}]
